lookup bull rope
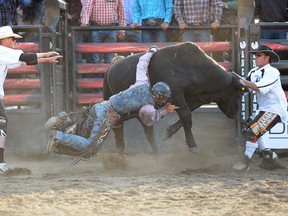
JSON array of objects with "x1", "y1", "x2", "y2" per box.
[{"x1": 105, "y1": 67, "x2": 116, "y2": 95}]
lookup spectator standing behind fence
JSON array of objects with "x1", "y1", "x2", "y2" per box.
[
  {"x1": 121, "y1": 0, "x2": 141, "y2": 43},
  {"x1": 0, "y1": 26, "x2": 63, "y2": 174},
  {"x1": 17, "y1": 0, "x2": 45, "y2": 42},
  {"x1": 174, "y1": 0, "x2": 223, "y2": 42},
  {"x1": 67, "y1": 0, "x2": 82, "y2": 28},
  {"x1": 212, "y1": 0, "x2": 237, "y2": 62},
  {"x1": 0, "y1": 0, "x2": 18, "y2": 26},
  {"x1": 66, "y1": 0, "x2": 91, "y2": 63},
  {"x1": 131, "y1": 0, "x2": 173, "y2": 43},
  {"x1": 166, "y1": 0, "x2": 183, "y2": 42},
  {"x1": 80, "y1": 0, "x2": 126, "y2": 64},
  {"x1": 254, "y1": 0, "x2": 288, "y2": 40},
  {"x1": 19, "y1": 0, "x2": 44, "y2": 25}
]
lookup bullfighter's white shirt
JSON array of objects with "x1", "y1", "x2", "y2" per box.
[
  {"x1": 0, "y1": 45, "x2": 23, "y2": 99},
  {"x1": 246, "y1": 64, "x2": 288, "y2": 123}
]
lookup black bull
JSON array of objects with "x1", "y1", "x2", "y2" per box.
[{"x1": 103, "y1": 42, "x2": 248, "y2": 154}]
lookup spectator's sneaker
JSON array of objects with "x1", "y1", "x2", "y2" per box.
[
  {"x1": 148, "y1": 45, "x2": 159, "y2": 54},
  {"x1": 44, "y1": 111, "x2": 69, "y2": 129},
  {"x1": 0, "y1": 162, "x2": 8, "y2": 174},
  {"x1": 47, "y1": 130, "x2": 58, "y2": 153},
  {"x1": 233, "y1": 155, "x2": 250, "y2": 171}
]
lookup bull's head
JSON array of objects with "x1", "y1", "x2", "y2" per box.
[{"x1": 217, "y1": 74, "x2": 249, "y2": 118}]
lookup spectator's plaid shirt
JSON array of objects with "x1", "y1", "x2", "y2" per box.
[
  {"x1": 81, "y1": 0, "x2": 126, "y2": 26},
  {"x1": 174, "y1": 0, "x2": 223, "y2": 25},
  {"x1": 0, "y1": 0, "x2": 17, "y2": 26}
]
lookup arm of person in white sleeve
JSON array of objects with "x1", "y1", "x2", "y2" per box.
[{"x1": 139, "y1": 104, "x2": 178, "y2": 126}]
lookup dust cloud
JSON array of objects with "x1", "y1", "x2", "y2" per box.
[{"x1": 1, "y1": 111, "x2": 288, "y2": 216}]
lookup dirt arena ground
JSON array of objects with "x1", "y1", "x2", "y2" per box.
[{"x1": 1, "y1": 112, "x2": 288, "y2": 216}]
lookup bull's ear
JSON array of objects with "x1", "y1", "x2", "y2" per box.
[{"x1": 238, "y1": 79, "x2": 249, "y2": 92}]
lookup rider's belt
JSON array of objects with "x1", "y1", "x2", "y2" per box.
[{"x1": 142, "y1": 19, "x2": 164, "y2": 26}]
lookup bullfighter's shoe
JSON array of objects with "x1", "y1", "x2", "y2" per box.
[
  {"x1": 0, "y1": 162, "x2": 8, "y2": 174},
  {"x1": 233, "y1": 155, "x2": 250, "y2": 171},
  {"x1": 44, "y1": 111, "x2": 69, "y2": 129},
  {"x1": 46, "y1": 129, "x2": 58, "y2": 153},
  {"x1": 258, "y1": 149, "x2": 283, "y2": 170},
  {"x1": 148, "y1": 45, "x2": 159, "y2": 54}
]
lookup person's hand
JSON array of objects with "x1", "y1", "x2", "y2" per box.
[
  {"x1": 179, "y1": 22, "x2": 188, "y2": 30},
  {"x1": 211, "y1": 22, "x2": 220, "y2": 30},
  {"x1": 80, "y1": 23, "x2": 89, "y2": 28},
  {"x1": 45, "y1": 55, "x2": 63, "y2": 63},
  {"x1": 42, "y1": 51, "x2": 60, "y2": 58},
  {"x1": 38, "y1": 53, "x2": 63, "y2": 63},
  {"x1": 130, "y1": 23, "x2": 138, "y2": 29},
  {"x1": 161, "y1": 22, "x2": 169, "y2": 30},
  {"x1": 118, "y1": 31, "x2": 125, "y2": 40},
  {"x1": 166, "y1": 104, "x2": 179, "y2": 113}
]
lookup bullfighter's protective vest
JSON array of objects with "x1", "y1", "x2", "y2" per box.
[{"x1": 109, "y1": 84, "x2": 155, "y2": 115}]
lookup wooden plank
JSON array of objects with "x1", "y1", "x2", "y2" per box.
[
  {"x1": 14, "y1": 42, "x2": 39, "y2": 53},
  {"x1": 77, "y1": 63, "x2": 110, "y2": 74},
  {"x1": 77, "y1": 42, "x2": 231, "y2": 53},
  {"x1": 8, "y1": 65, "x2": 38, "y2": 74},
  {"x1": 77, "y1": 79, "x2": 103, "y2": 89},
  {"x1": 4, "y1": 79, "x2": 40, "y2": 90},
  {"x1": 262, "y1": 43, "x2": 288, "y2": 51},
  {"x1": 77, "y1": 61, "x2": 230, "y2": 74},
  {"x1": 77, "y1": 93, "x2": 103, "y2": 104},
  {"x1": 3, "y1": 94, "x2": 41, "y2": 106}
]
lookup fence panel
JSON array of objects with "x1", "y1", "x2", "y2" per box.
[
  {"x1": 5, "y1": 26, "x2": 54, "y2": 155},
  {"x1": 70, "y1": 26, "x2": 236, "y2": 111}
]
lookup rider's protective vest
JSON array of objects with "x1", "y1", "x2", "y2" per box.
[{"x1": 109, "y1": 84, "x2": 155, "y2": 115}]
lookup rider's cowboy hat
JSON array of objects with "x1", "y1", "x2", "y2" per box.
[
  {"x1": 248, "y1": 44, "x2": 280, "y2": 63},
  {"x1": 0, "y1": 26, "x2": 22, "y2": 40}
]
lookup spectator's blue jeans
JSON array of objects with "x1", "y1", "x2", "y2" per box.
[
  {"x1": 183, "y1": 29, "x2": 211, "y2": 42},
  {"x1": 90, "y1": 30, "x2": 117, "y2": 63},
  {"x1": 21, "y1": 0, "x2": 44, "y2": 25},
  {"x1": 141, "y1": 19, "x2": 166, "y2": 42},
  {"x1": 124, "y1": 30, "x2": 142, "y2": 42},
  {"x1": 261, "y1": 29, "x2": 286, "y2": 39}
]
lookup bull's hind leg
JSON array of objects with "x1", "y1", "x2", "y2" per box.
[
  {"x1": 182, "y1": 115, "x2": 197, "y2": 153},
  {"x1": 112, "y1": 123, "x2": 126, "y2": 155},
  {"x1": 173, "y1": 104, "x2": 197, "y2": 152}
]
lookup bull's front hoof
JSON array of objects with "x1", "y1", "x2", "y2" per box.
[
  {"x1": 189, "y1": 147, "x2": 199, "y2": 153},
  {"x1": 162, "y1": 131, "x2": 171, "y2": 141}
]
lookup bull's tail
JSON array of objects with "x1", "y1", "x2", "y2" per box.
[{"x1": 103, "y1": 68, "x2": 114, "y2": 100}]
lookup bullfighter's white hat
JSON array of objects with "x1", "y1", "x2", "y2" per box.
[{"x1": 0, "y1": 26, "x2": 22, "y2": 40}]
